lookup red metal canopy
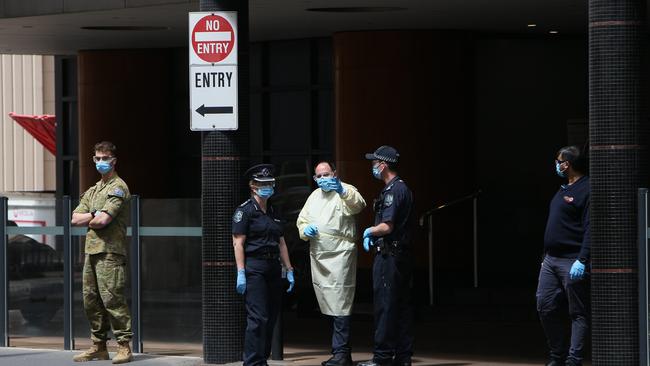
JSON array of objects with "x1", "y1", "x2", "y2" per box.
[{"x1": 8, "y1": 112, "x2": 56, "y2": 155}]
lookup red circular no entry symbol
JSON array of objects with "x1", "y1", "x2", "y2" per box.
[{"x1": 192, "y1": 14, "x2": 235, "y2": 63}]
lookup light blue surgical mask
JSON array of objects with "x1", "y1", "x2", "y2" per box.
[
  {"x1": 555, "y1": 162, "x2": 566, "y2": 178},
  {"x1": 96, "y1": 161, "x2": 113, "y2": 175},
  {"x1": 256, "y1": 186, "x2": 274, "y2": 199},
  {"x1": 317, "y1": 177, "x2": 336, "y2": 192},
  {"x1": 372, "y1": 164, "x2": 383, "y2": 180}
]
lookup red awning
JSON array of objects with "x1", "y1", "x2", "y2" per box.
[{"x1": 8, "y1": 112, "x2": 56, "y2": 155}]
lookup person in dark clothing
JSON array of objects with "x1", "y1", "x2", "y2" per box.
[
  {"x1": 537, "y1": 145, "x2": 590, "y2": 366},
  {"x1": 358, "y1": 145, "x2": 415, "y2": 366},
  {"x1": 232, "y1": 164, "x2": 296, "y2": 366}
]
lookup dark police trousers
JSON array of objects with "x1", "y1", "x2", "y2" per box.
[
  {"x1": 244, "y1": 257, "x2": 282, "y2": 366},
  {"x1": 373, "y1": 251, "x2": 414, "y2": 363},
  {"x1": 331, "y1": 316, "x2": 351, "y2": 355},
  {"x1": 536, "y1": 255, "x2": 590, "y2": 364}
]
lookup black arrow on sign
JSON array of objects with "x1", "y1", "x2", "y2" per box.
[{"x1": 196, "y1": 104, "x2": 233, "y2": 116}]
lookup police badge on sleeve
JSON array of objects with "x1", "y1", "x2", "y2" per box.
[
  {"x1": 384, "y1": 193, "x2": 394, "y2": 207},
  {"x1": 233, "y1": 210, "x2": 244, "y2": 223}
]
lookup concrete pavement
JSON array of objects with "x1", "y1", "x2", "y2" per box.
[{"x1": 0, "y1": 347, "x2": 203, "y2": 366}]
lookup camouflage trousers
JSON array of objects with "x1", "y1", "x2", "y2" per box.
[{"x1": 82, "y1": 253, "x2": 132, "y2": 343}]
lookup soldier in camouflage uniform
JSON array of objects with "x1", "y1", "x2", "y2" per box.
[{"x1": 71, "y1": 141, "x2": 133, "y2": 364}]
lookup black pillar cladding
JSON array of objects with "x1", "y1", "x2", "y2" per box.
[
  {"x1": 589, "y1": 0, "x2": 649, "y2": 364},
  {"x1": 201, "y1": 0, "x2": 249, "y2": 363}
]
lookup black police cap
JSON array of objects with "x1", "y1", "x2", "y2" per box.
[
  {"x1": 364, "y1": 145, "x2": 399, "y2": 163},
  {"x1": 244, "y1": 164, "x2": 276, "y2": 183}
]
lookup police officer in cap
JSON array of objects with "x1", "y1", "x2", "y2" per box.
[
  {"x1": 358, "y1": 146, "x2": 415, "y2": 366},
  {"x1": 232, "y1": 164, "x2": 296, "y2": 366}
]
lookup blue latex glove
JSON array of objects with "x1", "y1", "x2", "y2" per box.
[
  {"x1": 327, "y1": 178, "x2": 345, "y2": 195},
  {"x1": 287, "y1": 270, "x2": 295, "y2": 293},
  {"x1": 236, "y1": 269, "x2": 246, "y2": 294},
  {"x1": 362, "y1": 227, "x2": 374, "y2": 252},
  {"x1": 363, "y1": 236, "x2": 375, "y2": 252},
  {"x1": 303, "y1": 224, "x2": 319, "y2": 238},
  {"x1": 569, "y1": 260, "x2": 585, "y2": 280}
]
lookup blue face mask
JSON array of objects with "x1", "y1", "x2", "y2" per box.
[
  {"x1": 96, "y1": 161, "x2": 113, "y2": 175},
  {"x1": 256, "y1": 186, "x2": 274, "y2": 199},
  {"x1": 555, "y1": 162, "x2": 566, "y2": 178},
  {"x1": 372, "y1": 164, "x2": 383, "y2": 180},
  {"x1": 317, "y1": 177, "x2": 336, "y2": 192}
]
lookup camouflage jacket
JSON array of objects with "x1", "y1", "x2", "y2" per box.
[{"x1": 73, "y1": 173, "x2": 130, "y2": 255}]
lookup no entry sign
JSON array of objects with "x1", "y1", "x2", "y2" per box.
[
  {"x1": 189, "y1": 11, "x2": 238, "y2": 130},
  {"x1": 191, "y1": 14, "x2": 235, "y2": 64}
]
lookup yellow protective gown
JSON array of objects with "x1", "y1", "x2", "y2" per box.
[{"x1": 296, "y1": 182, "x2": 366, "y2": 316}]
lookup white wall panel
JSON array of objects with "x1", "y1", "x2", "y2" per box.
[{"x1": 0, "y1": 55, "x2": 55, "y2": 192}]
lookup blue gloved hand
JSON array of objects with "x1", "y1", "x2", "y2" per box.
[
  {"x1": 287, "y1": 270, "x2": 295, "y2": 293},
  {"x1": 236, "y1": 269, "x2": 246, "y2": 294},
  {"x1": 362, "y1": 227, "x2": 374, "y2": 252},
  {"x1": 363, "y1": 236, "x2": 375, "y2": 252},
  {"x1": 327, "y1": 178, "x2": 345, "y2": 195},
  {"x1": 304, "y1": 224, "x2": 319, "y2": 238},
  {"x1": 569, "y1": 260, "x2": 585, "y2": 280}
]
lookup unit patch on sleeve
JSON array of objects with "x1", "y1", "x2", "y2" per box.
[
  {"x1": 233, "y1": 210, "x2": 244, "y2": 223},
  {"x1": 112, "y1": 188, "x2": 125, "y2": 198}
]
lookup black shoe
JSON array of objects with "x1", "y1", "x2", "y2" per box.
[
  {"x1": 393, "y1": 362, "x2": 411, "y2": 366},
  {"x1": 323, "y1": 353, "x2": 353, "y2": 366},
  {"x1": 545, "y1": 360, "x2": 564, "y2": 366},
  {"x1": 357, "y1": 360, "x2": 391, "y2": 366},
  {"x1": 565, "y1": 360, "x2": 581, "y2": 366}
]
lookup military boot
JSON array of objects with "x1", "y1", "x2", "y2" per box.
[
  {"x1": 73, "y1": 341, "x2": 109, "y2": 362},
  {"x1": 112, "y1": 341, "x2": 132, "y2": 364}
]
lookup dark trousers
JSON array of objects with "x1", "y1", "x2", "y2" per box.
[
  {"x1": 372, "y1": 252, "x2": 414, "y2": 363},
  {"x1": 536, "y1": 255, "x2": 590, "y2": 364},
  {"x1": 331, "y1": 315, "x2": 351, "y2": 355},
  {"x1": 243, "y1": 257, "x2": 282, "y2": 366}
]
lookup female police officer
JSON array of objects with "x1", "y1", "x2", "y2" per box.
[{"x1": 232, "y1": 164, "x2": 295, "y2": 366}]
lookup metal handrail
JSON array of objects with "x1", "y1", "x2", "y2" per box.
[
  {"x1": 420, "y1": 189, "x2": 481, "y2": 306},
  {"x1": 419, "y1": 190, "x2": 481, "y2": 225}
]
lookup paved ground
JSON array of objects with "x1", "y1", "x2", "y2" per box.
[
  {"x1": 0, "y1": 345, "x2": 579, "y2": 366},
  {"x1": 0, "y1": 347, "x2": 202, "y2": 366},
  {"x1": 2, "y1": 297, "x2": 593, "y2": 365}
]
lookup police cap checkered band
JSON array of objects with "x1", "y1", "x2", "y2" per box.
[
  {"x1": 364, "y1": 145, "x2": 399, "y2": 163},
  {"x1": 244, "y1": 164, "x2": 276, "y2": 182}
]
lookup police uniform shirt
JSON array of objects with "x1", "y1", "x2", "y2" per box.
[
  {"x1": 232, "y1": 198, "x2": 283, "y2": 254},
  {"x1": 374, "y1": 176, "x2": 414, "y2": 243},
  {"x1": 73, "y1": 173, "x2": 131, "y2": 256}
]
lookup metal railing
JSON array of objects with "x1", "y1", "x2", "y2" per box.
[
  {"x1": 419, "y1": 190, "x2": 481, "y2": 306},
  {"x1": 638, "y1": 188, "x2": 649, "y2": 366},
  {"x1": 0, "y1": 195, "x2": 202, "y2": 353}
]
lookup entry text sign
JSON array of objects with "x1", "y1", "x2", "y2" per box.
[
  {"x1": 189, "y1": 11, "x2": 238, "y2": 130},
  {"x1": 190, "y1": 65, "x2": 238, "y2": 130}
]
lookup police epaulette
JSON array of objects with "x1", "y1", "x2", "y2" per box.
[{"x1": 239, "y1": 199, "x2": 251, "y2": 207}]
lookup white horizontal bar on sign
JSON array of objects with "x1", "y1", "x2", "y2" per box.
[{"x1": 195, "y1": 32, "x2": 231, "y2": 42}]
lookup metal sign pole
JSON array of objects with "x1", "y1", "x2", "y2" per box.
[
  {"x1": 130, "y1": 195, "x2": 142, "y2": 353},
  {"x1": 0, "y1": 197, "x2": 7, "y2": 347},
  {"x1": 63, "y1": 196, "x2": 74, "y2": 350}
]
